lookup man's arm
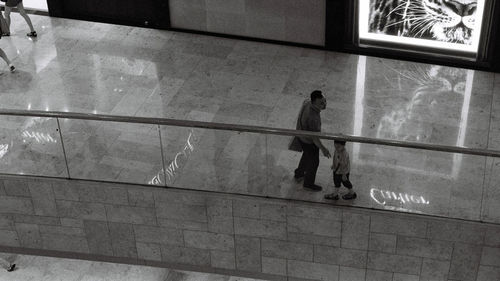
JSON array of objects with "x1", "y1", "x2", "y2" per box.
[
  {"x1": 312, "y1": 137, "x2": 331, "y2": 158},
  {"x1": 307, "y1": 117, "x2": 330, "y2": 158}
]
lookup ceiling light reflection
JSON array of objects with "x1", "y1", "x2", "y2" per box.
[
  {"x1": 0, "y1": 144, "x2": 9, "y2": 159},
  {"x1": 148, "y1": 130, "x2": 198, "y2": 185},
  {"x1": 22, "y1": 131, "x2": 57, "y2": 143}
]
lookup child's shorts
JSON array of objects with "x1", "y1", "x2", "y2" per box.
[
  {"x1": 6, "y1": 0, "x2": 22, "y2": 8},
  {"x1": 333, "y1": 173, "x2": 353, "y2": 188}
]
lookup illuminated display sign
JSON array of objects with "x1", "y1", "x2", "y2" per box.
[
  {"x1": 370, "y1": 188, "x2": 429, "y2": 206},
  {"x1": 370, "y1": 187, "x2": 430, "y2": 213},
  {"x1": 149, "y1": 129, "x2": 198, "y2": 185},
  {"x1": 358, "y1": 0, "x2": 486, "y2": 53}
]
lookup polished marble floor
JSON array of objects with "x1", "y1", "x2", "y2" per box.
[
  {"x1": 0, "y1": 252, "x2": 265, "y2": 281},
  {"x1": 0, "y1": 15, "x2": 500, "y2": 223}
]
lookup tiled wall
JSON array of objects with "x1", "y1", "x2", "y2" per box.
[
  {"x1": 0, "y1": 175, "x2": 500, "y2": 280},
  {"x1": 169, "y1": 0, "x2": 326, "y2": 46}
]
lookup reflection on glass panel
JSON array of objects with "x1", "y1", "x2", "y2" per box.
[
  {"x1": 354, "y1": 142, "x2": 484, "y2": 220},
  {"x1": 152, "y1": 127, "x2": 200, "y2": 186},
  {"x1": 354, "y1": 56, "x2": 474, "y2": 144},
  {"x1": 265, "y1": 132, "x2": 485, "y2": 220},
  {"x1": 160, "y1": 126, "x2": 267, "y2": 195},
  {"x1": 0, "y1": 116, "x2": 66, "y2": 176},
  {"x1": 353, "y1": 56, "x2": 475, "y2": 180},
  {"x1": 59, "y1": 119, "x2": 163, "y2": 185}
]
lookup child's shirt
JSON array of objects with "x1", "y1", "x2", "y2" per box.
[{"x1": 332, "y1": 149, "x2": 350, "y2": 175}]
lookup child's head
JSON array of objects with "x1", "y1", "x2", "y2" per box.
[{"x1": 334, "y1": 140, "x2": 346, "y2": 151}]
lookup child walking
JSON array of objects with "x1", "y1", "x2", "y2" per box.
[{"x1": 324, "y1": 140, "x2": 356, "y2": 200}]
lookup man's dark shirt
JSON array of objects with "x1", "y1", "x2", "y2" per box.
[{"x1": 296, "y1": 100, "x2": 321, "y2": 144}]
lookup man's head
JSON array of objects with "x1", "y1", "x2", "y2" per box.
[{"x1": 310, "y1": 90, "x2": 326, "y2": 110}]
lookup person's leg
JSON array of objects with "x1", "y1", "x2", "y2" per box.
[
  {"x1": 303, "y1": 144, "x2": 320, "y2": 190},
  {"x1": 341, "y1": 173, "x2": 356, "y2": 200},
  {"x1": 325, "y1": 173, "x2": 341, "y2": 200},
  {"x1": 16, "y1": 2, "x2": 36, "y2": 34},
  {"x1": 0, "y1": 48, "x2": 15, "y2": 72},
  {"x1": 0, "y1": 48, "x2": 11, "y2": 66},
  {"x1": 1, "y1": 11, "x2": 10, "y2": 35},
  {"x1": 294, "y1": 141, "x2": 307, "y2": 180},
  {"x1": 301, "y1": 144, "x2": 314, "y2": 186},
  {"x1": 4, "y1": 7, "x2": 12, "y2": 30},
  {"x1": 310, "y1": 146, "x2": 319, "y2": 183},
  {"x1": 341, "y1": 173, "x2": 353, "y2": 189}
]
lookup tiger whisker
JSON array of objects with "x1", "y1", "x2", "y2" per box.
[
  {"x1": 412, "y1": 19, "x2": 434, "y2": 37},
  {"x1": 419, "y1": 21, "x2": 436, "y2": 37},
  {"x1": 387, "y1": 2, "x2": 411, "y2": 15},
  {"x1": 412, "y1": 18, "x2": 432, "y2": 29},
  {"x1": 385, "y1": 19, "x2": 411, "y2": 28}
]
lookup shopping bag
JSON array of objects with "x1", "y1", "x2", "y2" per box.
[{"x1": 288, "y1": 136, "x2": 302, "y2": 152}]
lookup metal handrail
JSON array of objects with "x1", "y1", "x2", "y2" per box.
[{"x1": 2, "y1": 109, "x2": 500, "y2": 158}]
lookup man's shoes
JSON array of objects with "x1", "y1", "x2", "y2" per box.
[
  {"x1": 303, "y1": 184, "x2": 322, "y2": 191},
  {"x1": 342, "y1": 192, "x2": 357, "y2": 200},
  {"x1": 7, "y1": 264, "x2": 15, "y2": 272},
  {"x1": 294, "y1": 175, "x2": 304, "y2": 183}
]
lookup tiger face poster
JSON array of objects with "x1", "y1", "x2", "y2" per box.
[{"x1": 358, "y1": 0, "x2": 486, "y2": 53}]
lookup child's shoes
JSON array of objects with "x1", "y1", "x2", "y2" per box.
[{"x1": 342, "y1": 192, "x2": 357, "y2": 200}]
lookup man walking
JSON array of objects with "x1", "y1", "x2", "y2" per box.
[{"x1": 294, "y1": 90, "x2": 331, "y2": 191}]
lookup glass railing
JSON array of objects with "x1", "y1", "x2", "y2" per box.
[{"x1": 1, "y1": 109, "x2": 499, "y2": 224}]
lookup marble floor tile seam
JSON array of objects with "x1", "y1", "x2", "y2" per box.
[{"x1": 0, "y1": 214, "x2": 65, "y2": 227}]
